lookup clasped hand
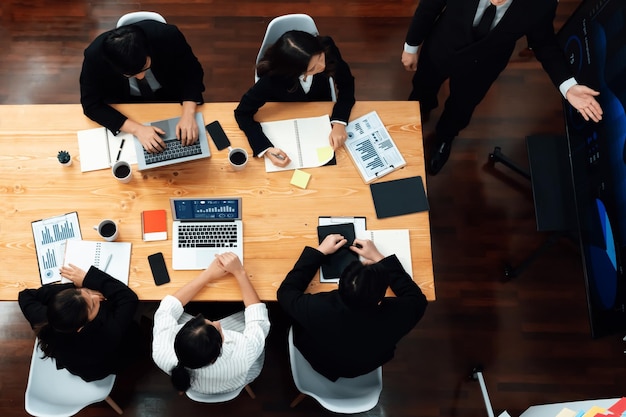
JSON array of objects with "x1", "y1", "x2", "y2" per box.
[{"x1": 202, "y1": 252, "x2": 245, "y2": 281}]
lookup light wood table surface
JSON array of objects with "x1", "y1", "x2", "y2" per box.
[{"x1": 0, "y1": 101, "x2": 434, "y2": 301}]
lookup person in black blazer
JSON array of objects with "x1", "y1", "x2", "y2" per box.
[
  {"x1": 234, "y1": 30, "x2": 355, "y2": 168},
  {"x1": 80, "y1": 20, "x2": 205, "y2": 153},
  {"x1": 401, "y1": 0, "x2": 603, "y2": 175},
  {"x1": 277, "y1": 234, "x2": 427, "y2": 381},
  {"x1": 18, "y1": 264, "x2": 139, "y2": 382}
]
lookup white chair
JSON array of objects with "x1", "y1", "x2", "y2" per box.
[
  {"x1": 255, "y1": 13, "x2": 336, "y2": 101},
  {"x1": 116, "y1": 11, "x2": 166, "y2": 28},
  {"x1": 24, "y1": 339, "x2": 122, "y2": 417},
  {"x1": 287, "y1": 327, "x2": 383, "y2": 414},
  {"x1": 186, "y1": 384, "x2": 256, "y2": 403}
]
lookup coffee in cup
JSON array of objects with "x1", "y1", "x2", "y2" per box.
[
  {"x1": 112, "y1": 160, "x2": 132, "y2": 183},
  {"x1": 228, "y1": 147, "x2": 248, "y2": 171},
  {"x1": 94, "y1": 219, "x2": 119, "y2": 242}
]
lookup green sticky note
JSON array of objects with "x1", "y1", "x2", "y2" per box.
[{"x1": 290, "y1": 169, "x2": 311, "y2": 189}]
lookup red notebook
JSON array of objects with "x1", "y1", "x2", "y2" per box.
[{"x1": 141, "y1": 210, "x2": 167, "y2": 241}]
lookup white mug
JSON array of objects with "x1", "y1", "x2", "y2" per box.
[
  {"x1": 93, "y1": 219, "x2": 118, "y2": 242},
  {"x1": 112, "y1": 160, "x2": 132, "y2": 183},
  {"x1": 228, "y1": 147, "x2": 248, "y2": 171}
]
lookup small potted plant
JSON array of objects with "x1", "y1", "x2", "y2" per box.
[{"x1": 57, "y1": 150, "x2": 72, "y2": 167}]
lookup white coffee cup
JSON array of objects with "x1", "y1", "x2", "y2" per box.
[
  {"x1": 93, "y1": 219, "x2": 119, "y2": 242},
  {"x1": 228, "y1": 147, "x2": 248, "y2": 171},
  {"x1": 112, "y1": 160, "x2": 132, "y2": 183}
]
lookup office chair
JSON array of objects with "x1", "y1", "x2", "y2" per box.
[
  {"x1": 116, "y1": 11, "x2": 166, "y2": 28},
  {"x1": 186, "y1": 384, "x2": 256, "y2": 403},
  {"x1": 254, "y1": 14, "x2": 336, "y2": 102},
  {"x1": 24, "y1": 339, "x2": 122, "y2": 417},
  {"x1": 287, "y1": 327, "x2": 383, "y2": 414}
]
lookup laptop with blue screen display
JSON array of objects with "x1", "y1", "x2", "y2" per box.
[
  {"x1": 134, "y1": 113, "x2": 211, "y2": 170},
  {"x1": 170, "y1": 197, "x2": 243, "y2": 270}
]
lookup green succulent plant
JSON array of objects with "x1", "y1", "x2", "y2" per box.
[{"x1": 57, "y1": 150, "x2": 71, "y2": 164}]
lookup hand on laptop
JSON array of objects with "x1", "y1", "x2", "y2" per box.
[
  {"x1": 215, "y1": 252, "x2": 245, "y2": 277},
  {"x1": 136, "y1": 124, "x2": 166, "y2": 153},
  {"x1": 176, "y1": 112, "x2": 199, "y2": 146}
]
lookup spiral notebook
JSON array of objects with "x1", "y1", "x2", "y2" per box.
[
  {"x1": 63, "y1": 240, "x2": 132, "y2": 285},
  {"x1": 261, "y1": 114, "x2": 334, "y2": 172}
]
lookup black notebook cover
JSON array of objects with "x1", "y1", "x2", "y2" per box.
[
  {"x1": 316, "y1": 223, "x2": 358, "y2": 280},
  {"x1": 369, "y1": 176, "x2": 429, "y2": 219}
]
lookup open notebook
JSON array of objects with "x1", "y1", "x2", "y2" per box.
[
  {"x1": 261, "y1": 114, "x2": 334, "y2": 172},
  {"x1": 63, "y1": 240, "x2": 132, "y2": 285}
]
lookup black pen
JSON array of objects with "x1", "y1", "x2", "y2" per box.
[{"x1": 115, "y1": 139, "x2": 126, "y2": 162}]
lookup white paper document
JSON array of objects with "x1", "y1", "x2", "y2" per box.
[
  {"x1": 77, "y1": 127, "x2": 137, "y2": 172},
  {"x1": 356, "y1": 229, "x2": 413, "y2": 278},
  {"x1": 32, "y1": 212, "x2": 82, "y2": 285},
  {"x1": 344, "y1": 111, "x2": 406, "y2": 183},
  {"x1": 261, "y1": 114, "x2": 334, "y2": 172}
]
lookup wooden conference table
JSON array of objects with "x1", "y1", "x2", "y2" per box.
[{"x1": 0, "y1": 101, "x2": 434, "y2": 301}]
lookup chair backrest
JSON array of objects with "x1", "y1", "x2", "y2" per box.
[
  {"x1": 287, "y1": 327, "x2": 383, "y2": 414},
  {"x1": 116, "y1": 11, "x2": 166, "y2": 28},
  {"x1": 185, "y1": 385, "x2": 244, "y2": 403},
  {"x1": 25, "y1": 339, "x2": 118, "y2": 417},
  {"x1": 254, "y1": 14, "x2": 319, "y2": 82}
]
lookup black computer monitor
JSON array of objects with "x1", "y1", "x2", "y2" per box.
[{"x1": 557, "y1": 0, "x2": 626, "y2": 337}]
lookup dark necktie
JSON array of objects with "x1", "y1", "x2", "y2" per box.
[
  {"x1": 474, "y1": 3, "x2": 497, "y2": 40},
  {"x1": 136, "y1": 77, "x2": 154, "y2": 99}
]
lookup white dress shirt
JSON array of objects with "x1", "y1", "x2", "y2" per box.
[{"x1": 152, "y1": 295, "x2": 270, "y2": 394}]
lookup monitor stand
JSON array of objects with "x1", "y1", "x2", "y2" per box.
[{"x1": 487, "y1": 134, "x2": 578, "y2": 279}]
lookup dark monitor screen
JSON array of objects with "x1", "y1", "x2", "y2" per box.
[{"x1": 557, "y1": 0, "x2": 626, "y2": 337}]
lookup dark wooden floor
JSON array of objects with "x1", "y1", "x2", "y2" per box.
[{"x1": 2, "y1": 1, "x2": 625, "y2": 416}]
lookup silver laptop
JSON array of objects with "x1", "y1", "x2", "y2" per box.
[
  {"x1": 134, "y1": 112, "x2": 211, "y2": 170},
  {"x1": 170, "y1": 197, "x2": 244, "y2": 270}
]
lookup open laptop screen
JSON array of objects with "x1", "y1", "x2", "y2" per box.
[{"x1": 171, "y1": 198, "x2": 242, "y2": 221}]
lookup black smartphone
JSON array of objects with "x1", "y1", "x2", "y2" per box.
[
  {"x1": 148, "y1": 252, "x2": 170, "y2": 286},
  {"x1": 205, "y1": 120, "x2": 231, "y2": 150}
]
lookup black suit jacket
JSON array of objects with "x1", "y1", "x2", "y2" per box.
[
  {"x1": 405, "y1": 0, "x2": 572, "y2": 88},
  {"x1": 18, "y1": 267, "x2": 139, "y2": 382},
  {"x1": 234, "y1": 36, "x2": 355, "y2": 156},
  {"x1": 80, "y1": 20, "x2": 205, "y2": 134},
  {"x1": 277, "y1": 247, "x2": 427, "y2": 381}
]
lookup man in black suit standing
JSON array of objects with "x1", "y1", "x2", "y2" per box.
[
  {"x1": 402, "y1": 0, "x2": 603, "y2": 175},
  {"x1": 80, "y1": 21, "x2": 205, "y2": 153}
]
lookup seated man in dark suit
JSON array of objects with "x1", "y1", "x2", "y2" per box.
[
  {"x1": 277, "y1": 234, "x2": 427, "y2": 381},
  {"x1": 80, "y1": 20, "x2": 205, "y2": 153}
]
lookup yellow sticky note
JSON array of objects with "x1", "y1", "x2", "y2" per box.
[
  {"x1": 582, "y1": 406, "x2": 608, "y2": 417},
  {"x1": 290, "y1": 169, "x2": 311, "y2": 189},
  {"x1": 316, "y1": 146, "x2": 334, "y2": 163}
]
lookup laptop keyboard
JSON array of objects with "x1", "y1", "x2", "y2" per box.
[
  {"x1": 144, "y1": 140, "x2": 202, "y2": 165},
  {"x1": 177, "y1": 223, "x2": 239, "y2": 248}
]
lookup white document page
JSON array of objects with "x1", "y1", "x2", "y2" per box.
[{"x1": 344, "y1": 111, "x2": 406, "y2": 183}]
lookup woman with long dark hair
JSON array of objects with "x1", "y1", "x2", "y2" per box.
[
  {"x1": 235, "y1": 30, "x2": 355, "y2": 168},
  {"x1": 18, "y1": 264, "x2": 139, "y2": 382}
]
